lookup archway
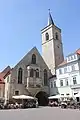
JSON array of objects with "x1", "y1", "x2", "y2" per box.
[{"x1": 35, "y1": 91, "x2": 49, "y2": 106}]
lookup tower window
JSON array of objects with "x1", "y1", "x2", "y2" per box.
[
  {"x1": 57, "y1": 45, "x2": 59, "y2": 48},
  {"x1": 45, "y1": 33, "x2": 49, "y2": 41},
  {"x1": 18, "y1": 68, "x2": 23, "y2": 84},
  {"x1": 55, "y1": 32, "x2": 58, "y2": 40},
  {"x1": 44, "y1": 69, "x2": 48, "y2": 86},
  {"x1": 31, "y1": 54, "x2": 36, "y2": 64}
]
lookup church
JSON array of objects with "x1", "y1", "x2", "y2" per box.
[{"x1": 0, "y1": 11, "x2": 64, "y2": 105}]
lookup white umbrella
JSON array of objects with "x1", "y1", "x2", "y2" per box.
[
  {"x1": 48, "y1": 94, "x2": 61, "y2": 99},
  {"x1": 12, "y1": 95, "x2": 35, "y2": 100}
]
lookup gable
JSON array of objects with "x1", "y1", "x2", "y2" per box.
[{"x1": 13, "y1": 47, "x2": 49, "y2": 70}]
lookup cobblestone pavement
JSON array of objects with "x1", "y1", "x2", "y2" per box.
[{"x1": 0, "y1": 107, "x2": 80, "y2": 120}]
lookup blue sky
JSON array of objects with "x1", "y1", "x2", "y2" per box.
[{"x1": 0, "y1": 0, "x2": 80, "y2": 71}]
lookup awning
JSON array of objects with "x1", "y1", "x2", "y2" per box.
[
  {"x1": 12, "y1": 95, "x2": 35, "y2": 100},
  {"x1": 48, "y1": 94, "x2": 71, "y2": 99},
  {"x1": 48, "y1": 95, "x2": 61, "y2": 99}
]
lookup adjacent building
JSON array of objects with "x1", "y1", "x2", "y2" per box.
[{"x1": 49, "y1": 49, "x2": 80, "y2": 101}]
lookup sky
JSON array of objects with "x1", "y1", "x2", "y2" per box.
[{"x1": 0, "y1": 0, "x2": 80, "y2": 71}]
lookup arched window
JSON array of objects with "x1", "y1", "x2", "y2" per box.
[
  {"x1": 36, "y1": 69, "x2": 39, "y2": 78},
  {"x1": 45, "y1": 33, "x2": 49, "y2": 41},
  {"x1": 30, "y1": 69, "x2": 34, "y2": 77},
  {"x1": 55, "y1": 32, "x2": 58, "y2": 40},
  {"x1": 44, "y1": 69, "x2": 48, "y2": 86},
  {"x1": 18, "y1": 68, "x2": 23, "y2": 84},
  {"x1": 32, "y1": 54, "x2": 36, "y2": 64}
]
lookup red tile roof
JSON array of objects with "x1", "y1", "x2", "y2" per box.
[
  {"x1": 0, "y1": 66, "x2": 12, "y2": 84},
  {"x1": 1, "y1": 66, "x2": 11, "y2": 74},
  {"x1": 75, "y1": 49, "x2": 80, "y2": 55}
]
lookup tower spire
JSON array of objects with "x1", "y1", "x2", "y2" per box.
[{"x1": 48, "y1": 9, "x2": 54, "y2": 25}]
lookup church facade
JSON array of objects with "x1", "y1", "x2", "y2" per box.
[{"x1": 0, "y1": 11, "x2": 64, "y2": 105}]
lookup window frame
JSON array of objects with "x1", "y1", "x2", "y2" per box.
[
  {"x1": 15, "y1": 91, "x2": 19, "y2": 95},
  {"x1": 54, "y1": 81, "x2": 56, "y2": 87},
  {"x1": 60, "y1": 80, "x2": 63, "y2": 86},
  {"x1": 71, "y1": 65, "x2": 75, "y2": 71},
  {"x1": 36, "y1": 69, "x2": 39, "y2": 78},
  {"x1": 55, "y1": 32, "x2": 58, "y2": 40},
  {"x1": 59, "y1": 69, "x2": 62, "y2": 74},
  {"x1": 65, "y1": 79, "x2": 69, "y2": 86},
  {"x1": 51, "y1": 81, "x2": 53, "y2": 88},
  {"x1": 18, "y1": 68, "x2": 23, "y2": 84},
  {"x1": 44, "y1": 69, "x2": 48, "y2": 86},
  {"x1": 30, "y1": 68, "x2": 34, "y2": 77},
  {"x1": 31, "y1": 54, "x2": 36, "y2": 64},
  {"x1": 45, "y1": 32, "x2": 49, "y2": 41},
  {"x1": 73, "y1": 76, "x2": 77, "y2": 85},
  {"x1": 64, "y1": 67, "x2": 67, "y2": 73}
]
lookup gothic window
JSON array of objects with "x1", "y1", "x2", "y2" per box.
[
  {"x1": 45, "y1": 33, "x2": 49, "y2": 41},
  {"x1": 18, "y1": 68, "x2": 23, "y2": 84},
  {"x1": 36, "y1": 69, "x2": 39, "y2": 78},
  {"x1": 55, "y1": 32, "x2": 58, "y2": 40},
  {"x1": 44, "y1": 69, "x2": 48, "y2": 86},
  {"x1": 30, "y1": 69, "x2": 34, "y2": 77},
  {"x1": 31, "y1": 54, "x2": 36, "y2": 64}
]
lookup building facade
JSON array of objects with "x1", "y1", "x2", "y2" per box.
[
  {"x1": 49, "y1": 49, "x2": 80, "y2": 101},
  {"x1": 3, "y1": 12, "x2": 64, "y2": 105},
  {"x1": 4, "y1": 47, "x2": 51, "y2": 105},
  {"x1": 1, "y1": 11, "x2": 80, "y2": 104}
]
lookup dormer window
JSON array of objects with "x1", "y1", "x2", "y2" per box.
[
  {"x1": 45, "y1": 33, "x2": 49, "y2": 41},
  {"x1": 55, "y1": 32, "x2": 58, "y2": 40}
]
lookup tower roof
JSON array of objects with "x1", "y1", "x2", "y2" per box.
[{"x1": 48, "y1": 10, "x2": 54, "y2": 25}]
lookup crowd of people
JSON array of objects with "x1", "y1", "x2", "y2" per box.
[
  {"x1": 48, "y1": 98, "x2": 80, "y2": 110},
  {"x1": 0, "y1": 99, "x2": 39, "y2": 109}
]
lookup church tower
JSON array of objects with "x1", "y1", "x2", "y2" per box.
[{"x1": 41, "y1": 11, "x2": 64, "y2": 75}]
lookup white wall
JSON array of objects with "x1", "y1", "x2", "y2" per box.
[{"x1": 49, "y1": 60, "x2": 80, "y2": 97}]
